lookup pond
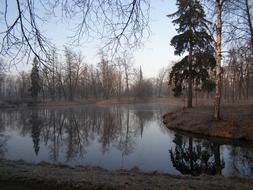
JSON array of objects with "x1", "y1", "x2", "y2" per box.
[{"x1": 0, "y1": 103, "x2": 252, "y2": 177}]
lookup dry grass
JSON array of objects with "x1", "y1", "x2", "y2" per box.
[
  {"x1": 163, "y1": 102, "x2": 253, "y2": 140},
  {"x1": 1, "y1": 159, "x2": 253, "y2": 190}
]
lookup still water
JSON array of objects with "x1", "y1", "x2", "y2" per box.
[{"x1": 0, "y1": 103, "x2": 252, "y2": 176}]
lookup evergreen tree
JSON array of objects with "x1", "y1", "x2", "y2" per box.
[
  {"x1": 30, "y1": 112, "x2": 42, "y2": 156},
  {"x1": 168, "y1": 0, "x2": 215, "y2": 108},
  {"x1": 136, "y1": 66, "x2": 144, "y2": 98},
  {"x1": 29, "y1": 57, "x2": 41, "y2": 99}
]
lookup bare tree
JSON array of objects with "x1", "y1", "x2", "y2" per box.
[
  {"x1": 40, "y1": 48, "x2": 59, "y2": 101},
  {"x1": 97, "y1": 54, "x2": 116, "y2": 99},
  {"x1": 115, "y1": 59, "x2": 123, "y2": 100},
  {"x1": 79, "y1": 64, "x2": 90, "y2": 99},
  {"x1": 0, "y1": 0, "x2": 150, "y2": 64},
  {"x1": 58, "y1": 0, "x2": 150, "y2": 54},
  {"x1": 0, "y1": 58, "x2": 6, "y2": 98},
  {"x1": 156, "y1": 67, "x2": 168, "y2": 97},
  {"x1": 222, "y1": 45, "x2": 253, "y2": 102},
  {"x1": 115, "y1": 52, "x2": 134, "y2": 98},
  {"x1": 225, "y1": 0, "x2": 253, "y2": 53},
  {"x1": 88, "y1": 65, "x2": 101, "y2": 99},
  {"x1": 17, "y1": 71, "x2": 30, "y2": 99},
  {"x1": 48, "y1": 49, "x2": 58, "y2": 100},
  {"x1": 0, "y1": 0, "x2": 51, "y2": 64},
  {"x1": 204, "y1": 0, "x2": 252, "y2": 119},
  {"x1": 64, "y1": 48, "x2": 83, "y2": 101}
]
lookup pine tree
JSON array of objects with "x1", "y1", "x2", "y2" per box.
[
  {"x1": 168, "y1": 0, "x2": 215, "y2": 108},
  {"x1": 137, "y1": 66, "x2": 144, "y2": 98},
  {"x1": 30, "y1": 112, "x2": 42, "y2": 155},
  {"x1": 29, "y1": 57, "x2": 41, "y2": 99}
]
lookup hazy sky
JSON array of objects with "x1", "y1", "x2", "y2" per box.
[
  {"x1": 11, "y1": 0, "x2": 179, "y2": 78},
  {"x1": 134, "y1": 0, "x2": 178, "y2": 78}
]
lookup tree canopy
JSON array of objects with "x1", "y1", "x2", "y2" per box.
[{"x1": 168, "y1": 0, "x2": 216, "y2": 106}]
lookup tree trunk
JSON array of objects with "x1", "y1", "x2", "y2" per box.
[
  {"x1": 232, "y1": 65, "x2": 235, "y2": 103},
  {"x1": 188, "y1": 44, "x2": 193, "y2": 108},
  {"x1": 124, "y1": 63, "x2": 129, "y2": 98},
  {"x1": 214, "y1": 144, "x2": 222, "y2": 175},
  {"x1": 189, "y1": 137, "x2": 193, "y2": 173},
  {"x1": 238, "y1": 62, "x2": 244, "y2": 100},
  {"x1": 52, "y1": 65, "x2": 55, "y2": 101},
  {"x1": 214, "y1": 0, "x2": 222, "y2": 120},
  {"x1": 246, "y1": 67, "x2": 249, "y2": 99},
  {"x1": 245, "y1": 0, "x2": 253, "y2": 53},
  {"x1": 187, "y1": 18, "x2": 193, "y2": 108}
]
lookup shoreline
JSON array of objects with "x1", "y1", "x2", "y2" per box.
[
  {"x1": 163, "y1": 103, "x2": 253, "y2": 141},
  {"x1": 0, "y1": 97, "x2": 183, "y2": 110},
  {"x1": 1, "y1": 159, "x2": 253, "y2": 190}
]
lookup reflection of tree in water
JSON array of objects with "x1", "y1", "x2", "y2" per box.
[
  {"x1": 0, "y1": 105, "x2": 156, "y2": 162},
  {"x1": 65, "y1": 110, "x2": 86, "y2": 161},
  {"x1": 0, "y1": 134, "x2": 9, "y2": 157},
  {"x1": 99, "y1": 108, "x2": 119, "y2": 154},
  {"x1": 0, "y1": 112, "x2": 4, "y2": 132},
  {"x1": 35, "y1": 107, "x2": 107, "y2": 161},
  {"x1": 115, "y1": 107, "x2": 155, "y2": 157},
  {"x1": 29, "y1": 111, "x2": 42, "y2": 155},
  {"x1": 20, "y1": 111, "x2": 33, "y2": 136},
  {"x1": 134, "y1": 110, "x2": 154, "y2": 137},
  {"x1": 43, "y1": 110, "x2": 65, "y2": 162},
  {"x1": 170, "y1": 134, "x2": 225, "y2": 176},
  {"x1": 0, "y1": 111, "x2": 29, "y2": 157},
  {"x1": 228, "y1": 146, "x2": 253, "y2": 176},
  {"x1": 116, "y1": 108, "x2": 136, "y2": 156}
]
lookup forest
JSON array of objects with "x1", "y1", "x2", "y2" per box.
[
  {"x1": 0, "y1": 44, "x2": 252, "y2": 105},
  {"x1": 0, "y1": 50, "x2": 167, "y2": 102}
]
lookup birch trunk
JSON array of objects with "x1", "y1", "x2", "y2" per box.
[{"x1": 214, "y1": 0, "x2": 222, "y2": 120}]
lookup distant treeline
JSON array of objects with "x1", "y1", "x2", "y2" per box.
[
  {"x1": 0, "y1": 49, "x2": 172, "y2": 102},
  {"x1": 0, "y1": 48, "x2": 252, "y2": 103}
]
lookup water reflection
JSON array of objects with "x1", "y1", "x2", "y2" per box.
[
  {"x1": 0, "y1": 106, "x2": 156, "y2": 162},
  {"x1": 30, "y1": 112, "x2": 42, "y2": 155},
  {"x1": 0, "y1": 134, "x2": 9, "y2": 157},
  {"x1": 225, "y1": 146, "x2": 253, "y2": 176},
  {"x1": 170, "y1": 134, "x2": 225, "y2": 176},
  {"x1": 134, "y1": 110, "x2": 154, "y2": 138},
  {"x1": 0, "y1": 113, "x2": 9, "y2": 157},
  {"x1": 115, "y1": 108, "x2": 134, "y2": 156},
  {"x1": 0, "y1": 104, "x2": 252, "y2": 177}
]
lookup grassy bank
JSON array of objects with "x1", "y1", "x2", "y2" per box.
[
  {"x1": 163, "y1": 102, "x2": 253, "y2": 141},
  {"x1": 1, "y1": 159, "x2": 253, "y2": 190}
]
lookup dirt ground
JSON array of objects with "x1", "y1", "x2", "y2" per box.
[
  {"x1": 163, "y1": 101, "x2": 253, "y2": 140},
  {"x1": 1, "y1": 159, "x2": 253, "y2": 190}
]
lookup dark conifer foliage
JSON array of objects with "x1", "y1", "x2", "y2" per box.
[
  {"x1": 168, "y1": 0, "x2": 216, "y2": 106},
  {"x1": 29, "y1": 57, "x2": 41, "y2": 99}
]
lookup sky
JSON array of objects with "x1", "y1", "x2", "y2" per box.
[
  {"x1": 7, "y1": 0, "x2": 179, "y2": 78},
  {"x1": 134, "y1": 0, "x2": 178, "y2": 78}
]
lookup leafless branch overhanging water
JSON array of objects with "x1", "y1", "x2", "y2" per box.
[{"x1": 0, "y1": 0, "x2": 150, "y2": 65}]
